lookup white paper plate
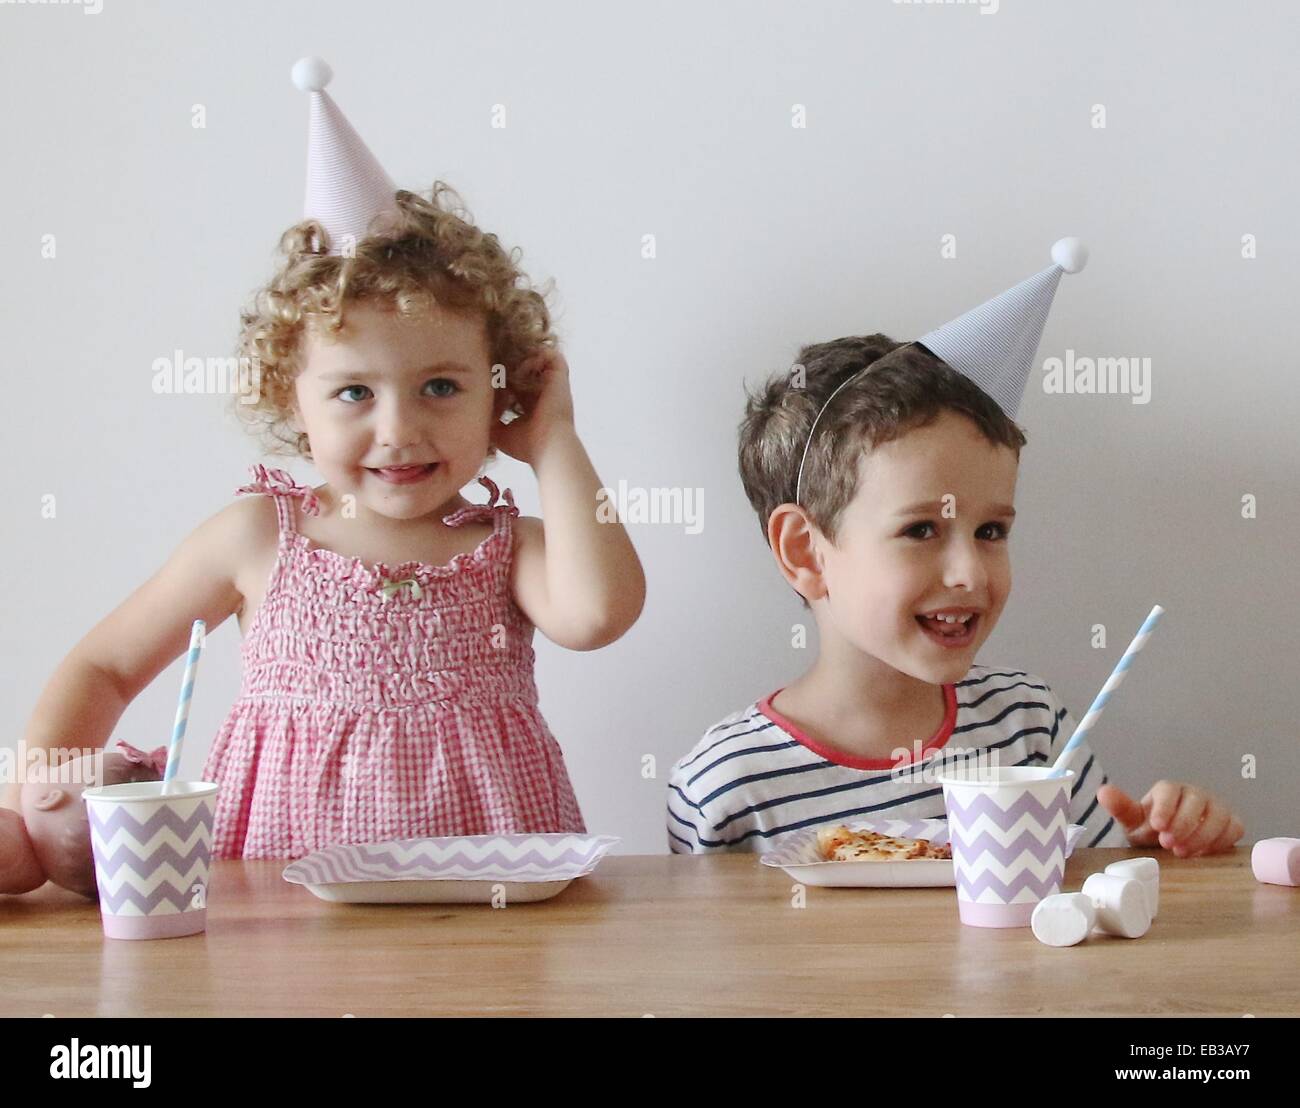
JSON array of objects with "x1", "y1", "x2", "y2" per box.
[
  {"x1": 282, "y1": 833, "x2": 620, "y2": 904},
  {"x1": 759, "y1": 818, "x2": 1086, "y2": 888}
]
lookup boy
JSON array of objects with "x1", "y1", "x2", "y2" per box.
[{"x1": 668, "y1": 247, "x2": 1242, "y2": 857}]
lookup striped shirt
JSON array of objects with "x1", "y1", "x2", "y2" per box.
[{"x1": 667, "y1": 665, "x2": 1128, "y2": 854}]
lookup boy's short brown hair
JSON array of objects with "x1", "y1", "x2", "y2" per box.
[{"x1": 738, "y1": 334, "x2": 1028, "y2": 547}]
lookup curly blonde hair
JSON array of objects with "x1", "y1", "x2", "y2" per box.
[{"x1": 229, "y1": 182, "x2": 557, "y2": 459}]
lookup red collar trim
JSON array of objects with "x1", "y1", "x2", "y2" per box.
[{"x1": 757, "y1": 683, "x2": 957, "y2": 770}]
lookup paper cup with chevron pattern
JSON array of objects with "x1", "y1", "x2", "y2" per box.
[
  {"x1": 937, "y1": 767, "x2": 1074, "y2": 928},
  {"x1": 82, "y1": 781, "x2": 218, "y2": 940}
]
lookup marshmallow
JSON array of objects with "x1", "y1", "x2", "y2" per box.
[
  {"x1": 1082, "y1": 873, "x2": 1151, "y2": 938},
  {"x1": 1251, "y1": 837, "x2": 1300, "y2": 887},
  {"x1": 1031, "y1": 892, "x2": 1097, "y2": 947},
  {"x1": 1105, "y1": 857, "x2": 1160, "y2": 919}
]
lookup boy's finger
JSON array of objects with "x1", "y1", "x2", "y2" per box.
[
  {"x1": 1160, "y1": 788, "x2": 1209, "y2": 848},
  {"x1": 1143, "y1": 780, "x2": 1182, "y2": 832},
  {"x1": 1097, "y1": 784, "x2": 1156, "y2": 843},
  {"x1": 1175, "y1": 805, "x2": 1231, "y2": 856}
]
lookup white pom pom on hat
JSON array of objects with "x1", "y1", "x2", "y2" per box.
[
  {"x1": 1051, "y1": 236, "x2": 1089, "y2": 274},
  {"x1": 291, "y1": 56, "x2": 399, "y2": 255},
  {"x1": 291, "y1": 56, "x2": 333, "y2": 92}
]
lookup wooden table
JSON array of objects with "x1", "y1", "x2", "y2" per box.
[{"x1": 2, "y1": 847, "x2": 1295, "y2": 1017}]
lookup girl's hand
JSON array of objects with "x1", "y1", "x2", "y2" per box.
[
  {"x1": 491, "y1": 348, "x2": 576, "y2": 467},
  {"x1": 1098, "y1": 781, "x2": 1244, "y2": 857}
]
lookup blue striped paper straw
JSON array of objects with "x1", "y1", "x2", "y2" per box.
[
  {"x1": 162, "y1": 620, "x2": 206, "y2": 795},
  {"x1": 1048, "y1": 605, "x2": 1164, "y2": 778}
]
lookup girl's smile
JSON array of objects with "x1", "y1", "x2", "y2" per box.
[{"x1": 367, "y1": 463, "x2": 441, "y2": 484}]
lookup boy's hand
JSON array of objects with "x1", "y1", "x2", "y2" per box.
[
  {"x1": 1098, "y1": 781, "x2": 1244, "y2": 857},
  {"x1": 491, "y1": 348, "x2": 576, "y2": 467}
]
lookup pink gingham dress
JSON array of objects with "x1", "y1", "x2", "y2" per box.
[{"x1": 202, "y1": 464, "x2": 587, "y2": 859}]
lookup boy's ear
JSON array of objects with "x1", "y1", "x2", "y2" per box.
[{"x1": 768, "y1": 504, "x2": 828, "y2": 602}]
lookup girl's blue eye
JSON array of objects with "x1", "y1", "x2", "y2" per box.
[
  {"x1": 334, "y1": 378, "x2": 460, "y2": 403},
  {"x1": 904, "y1": 522, "x2": 1010, "y2": 540}
]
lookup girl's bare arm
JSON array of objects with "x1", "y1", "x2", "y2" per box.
[
  {"x1": 510, "y1": 427, "x2": 645, "y2": 650},
  {"x1": 1, "y1": 499, "x2": 262, "y2": 811},
  {"x1": 494, "y1": 350, "x2": 646, "y2": 651}
]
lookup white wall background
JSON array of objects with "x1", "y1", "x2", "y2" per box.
[{"x1": 3, "y1": 0, "x2": 1296, "y2": 853}]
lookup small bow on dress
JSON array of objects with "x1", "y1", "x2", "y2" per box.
[{"x1": 378, "y1": 576, "x2": 423, "y2": 602}]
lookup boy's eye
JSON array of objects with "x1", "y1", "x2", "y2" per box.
[
  {"x1": 904, "y1": 521, "x2": 1010, "y2": 540},
  {"x1": 424, "y1": 377, "x2": 460, "y2": 397},
  {"x1": 335, "y1": 385, "x2": 371, "y2": 403}
]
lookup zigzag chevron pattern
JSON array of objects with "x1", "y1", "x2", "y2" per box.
[
  {"x1": 945, "y1": 811, "x2": 1066, "y2": 847},
  {"x1": 92, "y1": 825, "x2": 209, "y2": 860},
  {"x1": 89, "y1": 799, "x2": 214, "y2": 917},
  {"x1": 947, "y1": 827, "x2": 1065, "y2": 863},
  {"x1": 98, "y1": 880, "x2": 206, "y2": 916},
  {"x1": 88, "y1": 803, "x2": 213, "y2": 848},
  {"x1": 945, "y1": 787, "x2": 1070, "y2": 903},
  {"x1": 96, "y1": 853, "x2": 209, "y2": 894},
  {"x1": 283, "y1": 834, "x2": 620, "y2": 887},
  {"x1": 955, "y1": 850, "x2": 1065, "y2": 884},
  {"x1": 943, "y1": 790, "x2": 1068, "y2": 828},
  {"x1": 93, "y1": 842, "x2": 212, "y2": 884},
  {"x1": 956, "y1": 864, "x2": 1066, "y2": 903}
]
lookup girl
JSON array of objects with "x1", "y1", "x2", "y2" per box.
[{"x1": 6, "y1": 183, "x2": 645, "y2": 858}]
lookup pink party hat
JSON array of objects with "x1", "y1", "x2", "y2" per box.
[
  {"x1": 917, "y1": 237, "x2": 1089, "y2": 417},
  {"x1": 291, "y1": 56, "x2": 400, "y2": 255}
]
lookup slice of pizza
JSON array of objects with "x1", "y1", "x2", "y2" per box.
[{"x1": 815, "y1": 825, "x2": 953, "y2": 861}]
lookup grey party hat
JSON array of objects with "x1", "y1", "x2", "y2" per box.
[
  {"x1": 793, "y1": 238, "x2": 1088, "y2": 505},
  {"x1": 917, "y1": 236, "x2": 1088, "y2": 417}
]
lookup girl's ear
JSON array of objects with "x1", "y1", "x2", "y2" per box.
[
  {"x1": 491, "y1": 375, "x2": 528, "y2": 425},
  {"x1": 768, "y1": 504, "x2": 828, "y2": 602},
  {"x1": 491, "y1": 384, "x2": 512, "y2": 421}
]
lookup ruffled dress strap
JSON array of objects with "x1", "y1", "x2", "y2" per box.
[
  {"x1": 442, "y1": 475, "x2": 519, "y2": 532},
  {"x1": 235, "y1": 463, "x2": 320, "y2": 535}
]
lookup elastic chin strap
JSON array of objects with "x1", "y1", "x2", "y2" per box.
[
  {"x1": 793, "y1": 369, "x2": 863, "y2": 506},
  {"x1": 793, "y1": 343, "x2": 922, "y2": 506}
]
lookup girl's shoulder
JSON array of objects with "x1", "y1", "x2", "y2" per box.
[
  {"x1": 511, "y1": 513, "x2": 543, "y2": 546},
  {"x1": 215, "y1": 492, "x2": 281, "y2": 610},
  {"x1": 223, "y1": 487, "x2": 282, "y2": 546}
]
